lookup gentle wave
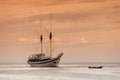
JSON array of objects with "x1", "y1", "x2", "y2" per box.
[{"x1": 0, "y1": 63, "x2": 120, "y2": 80}]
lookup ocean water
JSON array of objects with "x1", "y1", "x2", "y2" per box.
[{"x1": 0, "y1": 63, "x2": 120, "y2": 80}]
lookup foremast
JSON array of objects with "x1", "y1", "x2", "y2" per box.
[
  {"x1": 49, "y1": 32, "x2": 52, "y2": 58},
  {"x1": 40, "y1": 19, "x2": 43, "y2": 54},
  {"x1": 40, "y1": 34, "x2": 43, "y2": 54},
  {"x1": 50, "y1": 13, "x2": 53, "y2": 58}
]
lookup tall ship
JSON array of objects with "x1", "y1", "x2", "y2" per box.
[{"x1": 27, "y1": 16, "x2": 63, "y2": 67}]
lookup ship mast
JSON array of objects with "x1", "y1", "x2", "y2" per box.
[
  {"x1": 49, "y1": 14, "x2": 53, "y2": 58},
  {"x1": 40, "y1": 34, "x2": 43, "y2": 54},
  {"x1": 40, "y1": 19, "x2": 43, "y2": 54}
]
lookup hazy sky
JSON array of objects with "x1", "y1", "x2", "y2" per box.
[{"x1": 0, "y1": 0, "x2": 120, "y2": 63}]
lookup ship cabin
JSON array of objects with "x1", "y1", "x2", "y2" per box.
[{"x1": 29, "y1": 53, "x2": 47, "y2": 60}]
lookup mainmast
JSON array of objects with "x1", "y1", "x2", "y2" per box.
[
  {"x1": 40, "y1": 34, "x2": 43, "y2": 54},
  {"x1": 40, "y1": 19, "x2": 43, "y2": 54},
  {"x1": 49, "y1": 14, "x2": 53, "y2": 58}
]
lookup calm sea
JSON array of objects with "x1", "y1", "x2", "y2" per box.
[{"x1": 0, "y1": 63, "x2": 120, "y2": 80}]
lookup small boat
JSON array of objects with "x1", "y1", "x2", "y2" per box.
[
  {"x1": 27, "y1": 15, "x2": 63, "y2": 67},
  {"x1": 88, "y1": 66, "x2": 103, "y2": 69}
]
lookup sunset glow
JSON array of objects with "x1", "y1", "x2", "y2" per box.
[{"x1": 0, "y1": 0, "x2": 120, "y2": 63}]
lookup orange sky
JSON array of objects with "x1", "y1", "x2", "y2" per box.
[{"x1": 0, "y1": 0, "x2": 120, "y2": 63}]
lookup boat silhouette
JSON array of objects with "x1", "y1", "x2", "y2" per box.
[{"x1": 27, "y1": 15, "x2": 63, "y2": 67}]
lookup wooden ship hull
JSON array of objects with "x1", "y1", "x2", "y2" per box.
[{"x1": 27, "y1": 53, "x2": 63, "y2": 67}]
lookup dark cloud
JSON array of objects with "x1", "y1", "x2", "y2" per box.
[{"x1": 112, "y1": 5, "x2": 120, "y2": 9}]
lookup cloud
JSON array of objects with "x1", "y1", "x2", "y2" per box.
[
  {"x1": 0, "y1": 0, "x2": 107, "y2": 5},
  {"x1": 0, "y1": 0, "x2": 120, "y2": 27},
  {"x1": 58, "y1": 24, "x2": 120, "y2": 34},
  {"x1": 0, "y1": 0, "x2": 120, "y2": 41},
  {"x1": 61, "y1": 39, "x2": 105, "y2": 48},
  {"x1": 80, "y1": 37, "x2": 88, "y2": 43},
  {"x1": 18, "y1": 37, "x2": 39, "y2": 43}
]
